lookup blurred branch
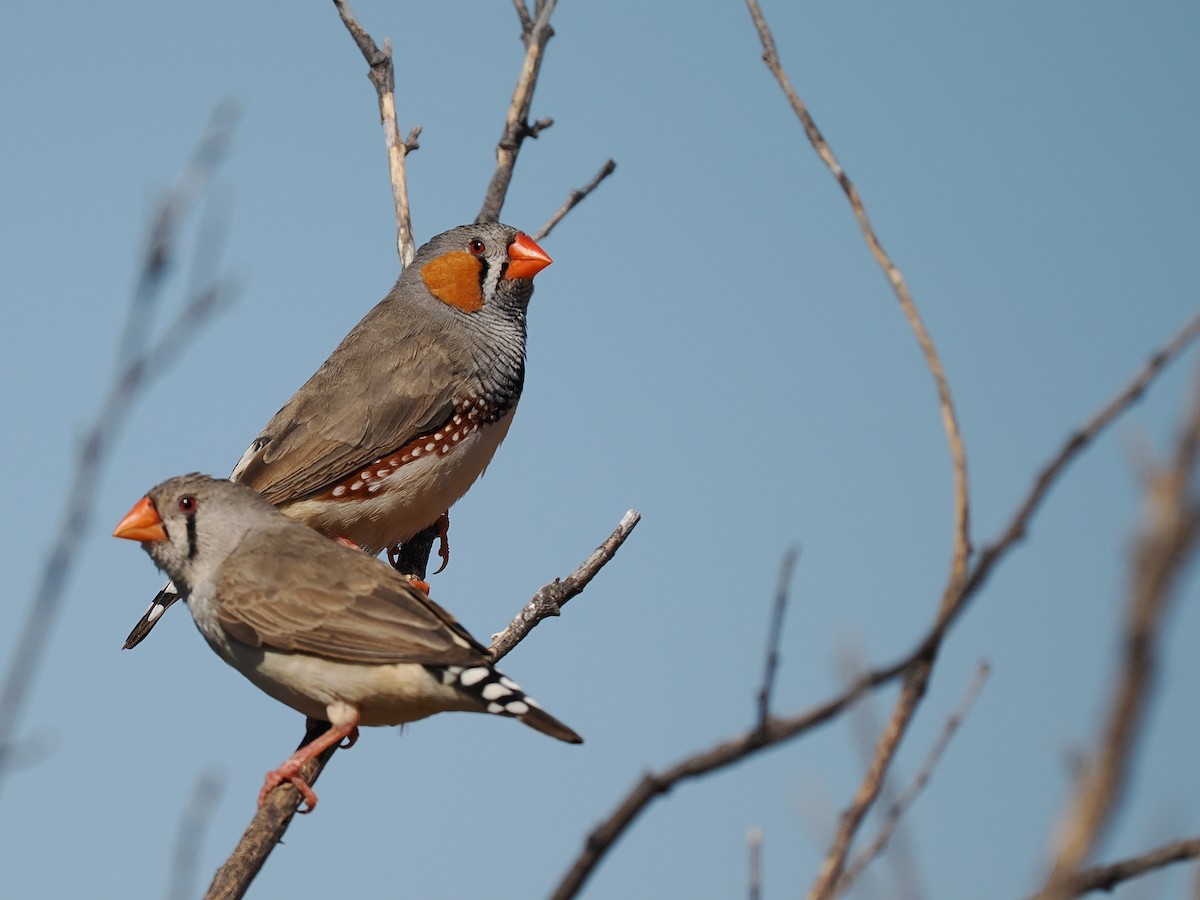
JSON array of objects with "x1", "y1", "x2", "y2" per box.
[
  {"x1": 332, "y1": 0, "x2": 419, "y2": 266},
  {"x1": 747, "y1": 827, "x2": 763, "y2": 900},
  {"x1": 1033, "y1": 372, "x2": 1200, "y2": 900},
  {"x1": 203, "y1": 510, "x2": 639, "y2": 898},
  {"x1": 533, "y1": 159, "x2": 617, "y2": 242},
  {"x1": 169, "y1": 769, "x2": 225, "y2": 900},
  {"x1": 549, "y1": 315, "x2": 1200, "y2": 900},
  {"x1": 756, "y1": 548, "x2": 799, "y2": 729},
  {"x1": 477, "y1": 0, "x2": 558, "y2": 224},
  {"x1": 839, "y1": 661, "x2": 991, "y2": 896},
  {"x1": 1022, "y1": 835, "x2": 1200, "y2": 898},
  {"x1": 0, "y1": 108, "x2": 236, "y2": 802}
]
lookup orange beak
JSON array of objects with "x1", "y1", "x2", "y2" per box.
[
  {"x1": 113, "y1": 496, "x2": 168, "y2": 542},
  {"x1": 504, "y1": 233, "x2": 553, "y2": 280}
]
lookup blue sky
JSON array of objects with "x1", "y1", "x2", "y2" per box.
[{"x1": 3, "y1": 2, "x2": 1199, "y2": 897}]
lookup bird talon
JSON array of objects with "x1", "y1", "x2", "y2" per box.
[
  {"x1": 432, "y1": 511, "x2": 450, "y2": 575},
  {"x1": 339, "y1": 726, "x2": 360, "y2": 750}
]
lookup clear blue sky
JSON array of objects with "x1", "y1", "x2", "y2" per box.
[{"x1": 3, "y1": 2, "x2": 1198, "y2": 897}]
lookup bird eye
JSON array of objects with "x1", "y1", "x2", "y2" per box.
[
  {"x1": 179, "y1": 496, "x2": 197, "y2": 514},
  {"x1": 468, "y1": 238, "x2": 486, "y2": 256}
]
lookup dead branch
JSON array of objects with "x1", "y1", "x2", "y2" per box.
[
  {"x1": 332, "y1": 0, "x2": 418, "y2": 266},
  {"x1": 487, "y1": 509, "x2": 640, "y2": 663},
  {"x1": 0, "y1": 108, "x2": 236, "y2": 801},
  {"x1": 204, "y1": 510, "x2": 638, "y2": 898},
  {"x1": 548, "y1": 312, "x2": 1200, "y2": 900},
  {"x1": 1031, "y1": 835, "x2": 1200, "y2": 897},
  {"x1": 477, "y1": 0, "x2": 558, "y2": 224},
  {"x1": 1032, "y1": 371, "x2": 1200, "y2": 900},
  {"x1": 534, "y1": 158, "x2": 617, "y2": 242},
  {"x1": 743, "y1": 2, "x2": 972, "y2": 891},
  {"x1": 839, "y1": 661, "x2": 991, "y2": 895}
]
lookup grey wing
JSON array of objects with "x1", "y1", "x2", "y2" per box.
[
  {"x1": 213, "y1": 528, "x2": 487, "y2": 665},
  {"x1": 231, "y1": 307, "x2": 462, "y2": 504}
]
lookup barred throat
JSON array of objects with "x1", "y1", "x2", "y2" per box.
[{"x1": 427, "y1": 664, "x2": 582, "y2": 744}]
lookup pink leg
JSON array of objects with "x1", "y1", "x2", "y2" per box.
[{"x1": 258, "y1": 713, "x2": 360, "y2": 813}]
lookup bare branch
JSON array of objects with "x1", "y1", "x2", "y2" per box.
[
  {"x1": 962, "y1": 309, "x2": 1200, "y2": 624},
  {"x1": 487, "y1": 509, "x2": 641, "y2": 663},
  {"x1": 743, "y1": 3, "x2": 972, "y2": 891},
  {"x1": 477, "y1": 0, "x2": 558, "y2": 224},
  {"x1": 756, "y1": 547, "x2": 799, "y2": 729},
  {"x1": 1033, "y1": 371, "x2": 1200, "y2": 900},
  {"x1": 533, "y1": 159, "x2": 618, "y2": 242},
  {"x1": 839, "y1": 662, "x2": 991, "y2": 895},
  {"x1": 332, "y1": 0, "x2": 417, "y2": 266},
  {"x1": 0, "y1": 109, "x2": 235, "y2": 801},
  {"x1": 744, "y1": 0, "x2": 970, "y2": 622},
  {"x1": 549, "y1": 315, "x2": 1200, "y2": 900},
  {"x1": 1021, "y1": 835, "x2": 1200, "y2": 898}
]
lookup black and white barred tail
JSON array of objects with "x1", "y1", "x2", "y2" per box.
[{"x1": 427, "y1": 664, "x2": 583, "y2": 744}]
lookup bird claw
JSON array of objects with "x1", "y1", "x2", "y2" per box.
[
  {"x1": 339, "y1": 726, "x2": 360, "y2": 750},
  {"x1": 432, "y1": 511, "x2": 450, "y2": 575},
  {"x1": 259, "y1": 757, "x2": 318, "y2": 812}
]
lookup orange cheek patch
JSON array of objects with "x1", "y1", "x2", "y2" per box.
[{"x1": 420, "y1": 251, "x2": 484, "y2": 312}]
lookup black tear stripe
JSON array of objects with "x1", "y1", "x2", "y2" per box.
[{"x1": 186, "y1": 513, "x2": 198, "y2": 561}]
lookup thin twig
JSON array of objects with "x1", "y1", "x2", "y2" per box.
[
  {"x1": 0, "y1": 110, "x2": 235, "y2": 801},
  {"x1": 548, "y1": 315, "x2": 1200, "y2": 900},
  {"x1": 1033, "y1": 370, "x2": 1200, "y2": 900},
  {"x1": 1022, "y1": 835, "x2": 1200, "y2": 898},
  {"x1": 744, "y1": 3, "x2": 972, "y2": 892},
  {"x1": 839, "y1": 661, "x2": 991, "y2": 894},
  {"x1": 533, "y1": 159, "x2": 617, "y2": 242},
  {"x1": 487, "y1": 509, "x2": 641, "y2": 662},
  {"x1": 836, "y1": 639, "x2": 926, "y2": 900},
  {"x1": 477, "y1": 0, "x2": 557, "y2": 224},
  {"x1": 332, "y1": 0, "x2": 417, "y2": 266},
  {"x1": 756, "y1": 547, "x2": 799, "y2": 730}
]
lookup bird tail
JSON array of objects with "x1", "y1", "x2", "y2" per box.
[
  {"x1": 123, "y1": 581, "x2": 181, "y2": 649},
  {"x1": 430, "y1": 664, "x2": 583, "y2": 744}
]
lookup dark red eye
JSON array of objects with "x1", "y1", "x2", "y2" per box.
[
  {"x1": 179, "y1": 496, "x2": 197, "y2": 514},
  {"x1": 468, "y1": 238, "x2": 486, "y2": 256}
]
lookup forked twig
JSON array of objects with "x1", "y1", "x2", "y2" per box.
[
  {"x1": 478, "y1": 0, "x2": 558, "y2": 223},
  {"x1": 839, "y1": 662, "x2": 991, "y2": 894},
  {"x1": 332, "y1": 0, "x2": 419, "y2": 266}
]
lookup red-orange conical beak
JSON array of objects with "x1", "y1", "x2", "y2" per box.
[
  {"x1": 504, "y1": 233, "x2": 553, "y2": 280},
  {"x1": 113, "y1": 496, "x2": 167, "y2": 542}
]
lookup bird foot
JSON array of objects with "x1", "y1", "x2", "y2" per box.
[
  {"x1": 258, "y1": 717, "x2": 360, "y2": 813},
  {"x1": 432, "y1": 511, "x2": 450, "y2": 575},
  {"x1": 405, "y1": 575, "x2": 431, "y2": 594},
  {"x1": 259, "y1": 757, "x2": 319, "y2": 813}
]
